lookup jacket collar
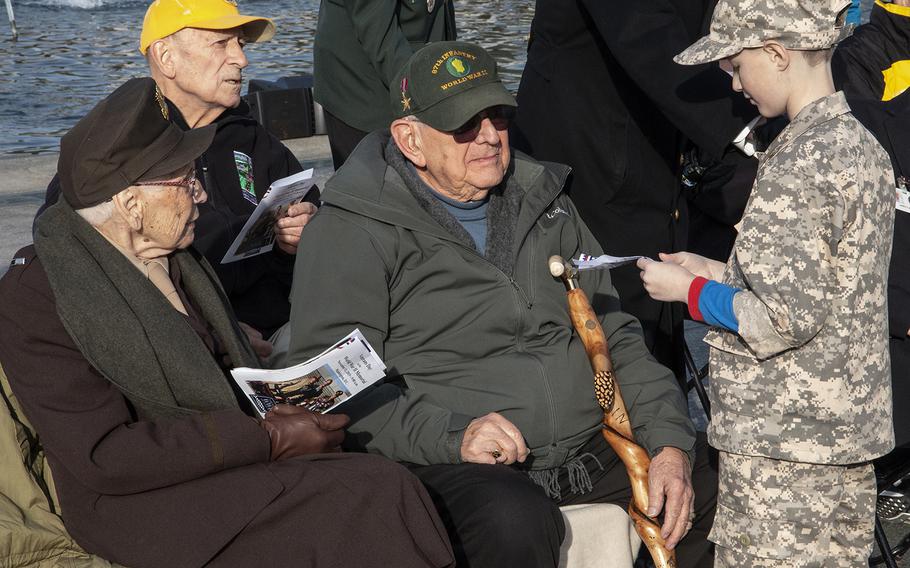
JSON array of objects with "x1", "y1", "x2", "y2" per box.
[
  {"x1": 760, "y1": 92, "x2": 850, "y2": 163},
  {"x1": 165, "y1": 97, "x2": 254, "y2": 132}
]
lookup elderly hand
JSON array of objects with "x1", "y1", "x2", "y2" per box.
[
  {"x1": 274, "y1": 201, "x2": 318, "y2": 255},
  {"x1": 461, "y1": 412, "x2": 530, "y2": 465},
  {"x1": 636, "y1": 257, "x2": 696, "y2": 304},
  {"x1": 261, "y1": 404, "x2": 350, "y2": 460},
  {"x1": 646, "y1": 447, "x2": 694, "y2": 550}
]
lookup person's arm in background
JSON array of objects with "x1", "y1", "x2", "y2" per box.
[
  {"x1": 580, "y1": 0, "x2": 757, "y2": 162},
  {"x1": 344, "y1": 0, "x2": 417, "y2": 88},
  {"x1": 889, "y1": 219, "x2": 910, "y2": 338}
]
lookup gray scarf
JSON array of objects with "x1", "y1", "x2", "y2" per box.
[
  {"x1": 33, "y1": 199, "x2": 258, "y2": 420},
  {"x1": 385, "y1": 138, "x2": 522, "y2": 276}
]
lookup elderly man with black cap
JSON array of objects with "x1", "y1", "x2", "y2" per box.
[
  {"x1": 38, "y1": 0, "x2": 315, "y2": 353},
  {"x1": 0, "y1": 78, "x2": 454, "y2": 568},
  {"x1": 288, "y1": 41, "x2": 718, "y2": 568}
]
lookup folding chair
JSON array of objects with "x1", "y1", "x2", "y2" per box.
[{"x1": 870, "y1": 449, "x2": 910, "y2": 567}]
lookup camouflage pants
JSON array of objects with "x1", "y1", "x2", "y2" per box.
[{"x1": 711, "y1": 451, "x2": 876, "y2": 567}]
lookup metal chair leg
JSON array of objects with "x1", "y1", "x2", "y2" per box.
[
  {"x1": 873, "y1": 514, "x2": 899, "y2": 568},
  {"x1": 682, "y1": 341, "x2": 711, "y2": 420}
]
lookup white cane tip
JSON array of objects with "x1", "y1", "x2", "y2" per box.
[{"x1": 548, "y1": 255, "x2": 565, "y2": 277}]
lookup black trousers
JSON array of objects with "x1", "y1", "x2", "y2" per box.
[
  {"x1": 324, "y1": 110, "x2": 370, "y2": 170},
  {"x1": 890, "y1": 337, "x2": 910, "y2": 448},
  {"x1": 408, "y1": 432, "x2": 716, "y2": 568}
]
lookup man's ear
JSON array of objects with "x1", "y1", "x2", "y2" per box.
[
  {"x1": 763, "y1": 41, "x2": 790, "y2": 72},
  {"x1": 148, "y1": 38, "x2": 177, "y2": 80},
  {"x1": 113, "y1": 188, "x2": 144, "y2": 232},
  {"x1": 390, "y1": 119, "x2": 427, "y2": 168}
]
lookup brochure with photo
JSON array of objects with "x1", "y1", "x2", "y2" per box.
[
  {"x1": 221, "y1": 168, "x2": 318, "y2": 264},
  {"x1": 231, "y1": 329, "x2": 386, "y2": 417}
]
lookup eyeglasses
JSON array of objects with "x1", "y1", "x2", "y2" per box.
[
  {"x1": 449, "y1": 105, "x2": 515, "y2": 138},
  {"x1": 135, "y1": 172, "x2": 203, "y2": 200}
]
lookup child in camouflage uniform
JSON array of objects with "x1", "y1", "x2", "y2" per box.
[{"x1": 636, "y1": 0, "x2": 896, "y2": 566}]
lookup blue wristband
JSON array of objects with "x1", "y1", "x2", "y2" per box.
[{"x1": 698, "y1": 280, "x2": 740, "y2": 331}]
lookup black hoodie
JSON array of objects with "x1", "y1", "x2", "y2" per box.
[{"x1": 833, "y1": 0, "x2": 910, "y2": 102}]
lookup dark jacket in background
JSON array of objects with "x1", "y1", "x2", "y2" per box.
[
  {"x1": 181, "y1": 101, "x2": 309, "y2": 338},
  {"x1": 313, "y1": 0, "x2": 456, "y2": 133},
  {"x1": 37, "y1": 99, "x2": 309, "y2": 338},
  {"x1": 833, "y1": 0, "x2": 910, "y2": 102},
  {"x1": 511, "y1": 0, "x2": 756, "y2": 378}
]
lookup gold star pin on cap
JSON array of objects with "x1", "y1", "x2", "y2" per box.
[{"x1": 154, "y1": 85, "x2": 169, "y2": 120}]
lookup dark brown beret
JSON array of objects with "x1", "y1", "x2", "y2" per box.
[{"x1": 58, "y1": 77, "x2": 215, "y2": 208}]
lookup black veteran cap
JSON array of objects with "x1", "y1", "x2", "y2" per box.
[
  {"x1": 58, "y1": 77, "x2": 215, "y2": 209},
  {"x1": 391, "y1": 41, "x2": 517, "y2": 131}
]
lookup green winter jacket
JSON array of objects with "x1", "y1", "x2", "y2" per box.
[
  {"x1": 288, "y1": 132, "x2": 694, "y2": 470},
  {"x1": 313, "y1": 0, "x2": 456, "y2": 132}
]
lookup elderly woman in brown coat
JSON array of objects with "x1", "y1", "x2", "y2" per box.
[{"x1": 0, "y1": 78, "x2": 453, "y2": 568}]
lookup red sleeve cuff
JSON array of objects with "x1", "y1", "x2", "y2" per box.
[{"x1": 688, "y1": 276, "x2": 709, "y2": 322}]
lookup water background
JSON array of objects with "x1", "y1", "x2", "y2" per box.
[
  {"x1": 0, "y1": 0, "x2": 534, "y2": 154},
  {"x1": 0, "y1": 0, "x2": 875, "y2": 155}
]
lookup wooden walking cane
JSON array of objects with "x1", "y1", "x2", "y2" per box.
[{"x1": 548, "y1": 255, "x2": 676, "y2": 568}]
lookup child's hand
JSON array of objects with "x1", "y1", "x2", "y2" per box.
[
  {"x1": 636, "y1": 257, "x2": 696, "y2": 304},
  {"x1": 658, "y1": 252, "x2": 724, "y2": 281}
]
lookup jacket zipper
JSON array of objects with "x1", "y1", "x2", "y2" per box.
[
  {"x1": 447, "y1": 221, "x2": 562, "y2": 451},
  {"x1": 374, "y1": 164, "x2": 571, "y2": 453}
]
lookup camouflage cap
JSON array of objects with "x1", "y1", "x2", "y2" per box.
[
  {"x1": 676, "y1": 0, "x2": 852, "y2": 66},
  {"x1": 391, "y1": 41, "x2": 516, "y2": 131}
]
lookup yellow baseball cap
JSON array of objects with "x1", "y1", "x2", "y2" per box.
[{"x1": 139, "y1": 0, "x2": 276, "y2": 55}]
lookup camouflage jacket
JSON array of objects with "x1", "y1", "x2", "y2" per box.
[{"x1": 704, "y1": 92, "x2": 895, "y2": 464}]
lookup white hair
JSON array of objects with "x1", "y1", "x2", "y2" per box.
[
  {"x1": 75, "y1": 199, "x2": 115, "y2": 227},
  {"x1": 74, "y1": 185, "x2": 167, "y2": 227}
]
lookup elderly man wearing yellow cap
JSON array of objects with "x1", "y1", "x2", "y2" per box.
[
  {"x1": 139, "y1": 0, "x2": 274, "y2": 127},
  {"x1": 39, "y1": 0, "x2": 316, "y2": 357}
]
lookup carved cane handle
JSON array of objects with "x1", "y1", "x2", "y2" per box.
[{"x1": 549, "y1": 255, "x2": 677, "y2": 568}]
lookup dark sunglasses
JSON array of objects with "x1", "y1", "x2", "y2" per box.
[{"x1": 449, "y1": 105, "x2": 516, "y2": 137}]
